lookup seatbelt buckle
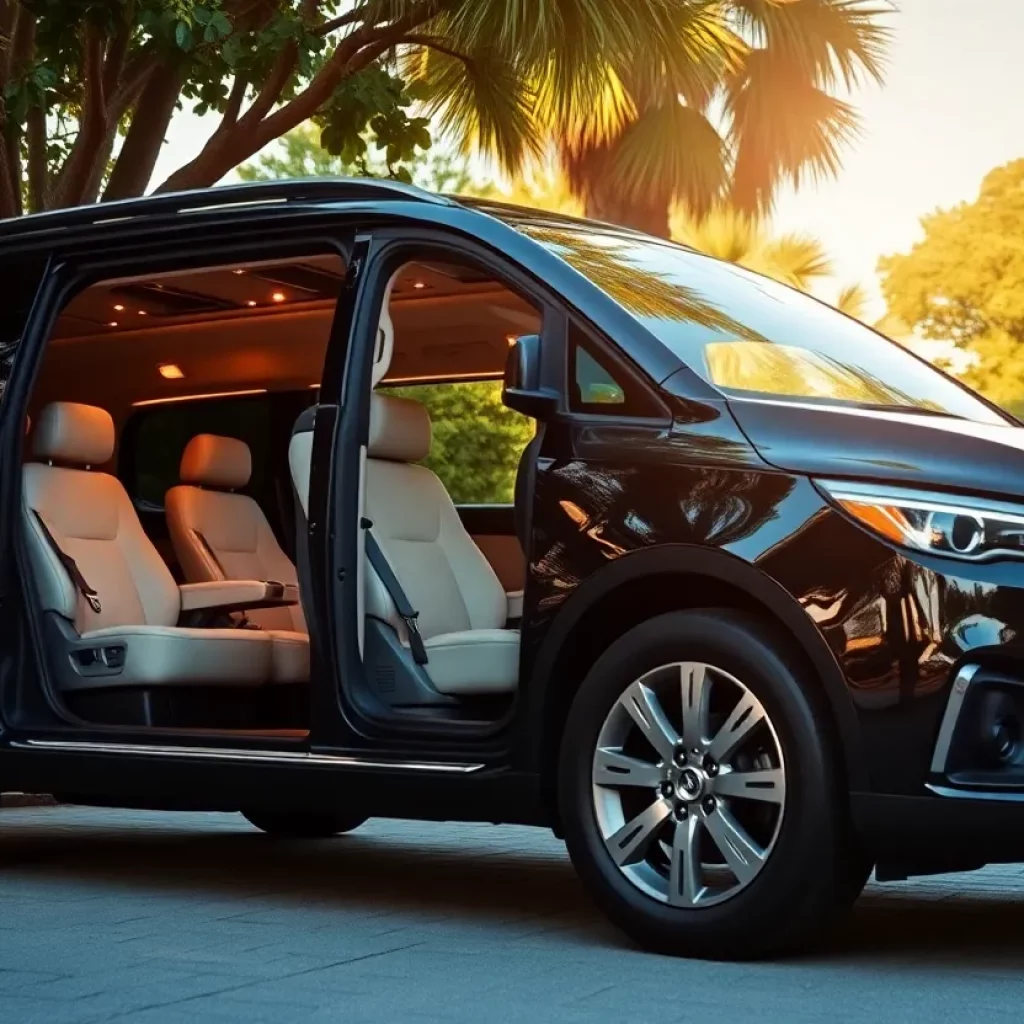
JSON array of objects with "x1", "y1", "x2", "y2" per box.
[{"x1": 401, "y1": 611, "x2": 429, "y2": 665}]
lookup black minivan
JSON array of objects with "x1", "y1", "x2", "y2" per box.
[{"x1": 2, "y1": 178, "x2": 1024, "y2": 959}]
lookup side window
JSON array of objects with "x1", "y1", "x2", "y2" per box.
[
  {"x1": 123, "y1": 395, "x2": 273, "y2": 508},
  {"x1": 381, "y1": 381, "x2": 534, "y2": 504},
  {"x1": 568, "y1": 322, "x2": 659, "y2": 416},
  {"x1": 575, "y1": 346, "x2": 626, "y2": 407}
]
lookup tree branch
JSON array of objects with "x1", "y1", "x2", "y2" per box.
[
  {"x1": 109, "y1": 46, "x2": 162, "y2": 118},
  {"x1": 49, "y1": 24, "x2": 110, "y2": 208},
  {"x1": 316, "y1": 7, "x2": 368, "y2": 36},
  {"x1": 236, "y1": 41, "x2": 298, "y2": 131},
  {"x1": 103, "y1": 64, "x2": 185, "y2": 201},
  {"x1": 217, "y1": 75, "x2": 248, "y2": 133},
  {"x1": 402, "y1": 34, "x2": 471, "y2": 64},
  {"x1": 0, "y1": 1, "x2": 19, "y2": 92},
  {"x1": 26, "y1": 100, "x2": 46, "y2": 212},
  {"x1": 156, "y1": 4, "x2": 440, "y2": 194},
  {"x1": 0, "y1": 4, "x2": 34, "y2": 218},
  {"x1": 103, "y1": 6, "x2": 133, "y2": 95}
]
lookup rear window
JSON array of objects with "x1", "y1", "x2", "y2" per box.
[{"x1": 123, "y1": 395, "x2": 273, "y2": 507}]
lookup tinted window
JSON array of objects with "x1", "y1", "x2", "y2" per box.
[
  {"x1": 568, "y1": 323, "x2": 657, "y2": 416},
  {"x1": 524, "y1": 225, "x2": 1007, "y2": 425},
  {"x1": 125, "y1": 395, "x2": 273, "y2": 507},
  {"x1": 381, "y1": 381, "x2": 533, "y2": 504}
]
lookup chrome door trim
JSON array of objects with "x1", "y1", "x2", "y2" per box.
[{"x1": 13, "y1": 738, "x2": 484, "y2": 773}]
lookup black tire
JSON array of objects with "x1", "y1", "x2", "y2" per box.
[
  {"x1": 558, "y1": 608, "x2": 856, "y2": 960},
  {"x1": 242, "y1": 809, "x2": 368, "y2": 838}
]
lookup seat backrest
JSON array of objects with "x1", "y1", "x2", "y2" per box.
[
  {"x1": 364, "y1": 393, "x2": 507, "y2": 641},
  {"x1": 23, "y1": 402, "x2": 181, "y2": 634},
  {"x1": 166, "y1": 433, "x2": 304, "y2": 632}
]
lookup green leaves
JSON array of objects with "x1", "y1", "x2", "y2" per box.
[
  {"x1": 315, "y1": 66, "x2": 431, "y2": 177},
  {"x1": 404, "y1": 43, "x2": 539, "y2": 175},
  {"x1": 879, "y1": 158, "x2": 1024, "y2": 411}
]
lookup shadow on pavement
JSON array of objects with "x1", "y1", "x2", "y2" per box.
[{"x1": 4, "y1": 809, "x2": 1024, "y2": 966}]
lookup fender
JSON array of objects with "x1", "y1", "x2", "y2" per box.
[{"x1": 524, "y1": 543, "x2": 868, "y2": 791}]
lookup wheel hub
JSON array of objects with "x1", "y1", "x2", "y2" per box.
[{"x1": 674, "y1": 766, "x2": 706, "y2": 802}]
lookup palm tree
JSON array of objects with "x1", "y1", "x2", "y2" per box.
[
  {"x1": 834, "y1": 282, "x2": 871, "y2": 320},
  {"x1": 410, "y1": 1, "x2": 890, "y2": 237},
  {"x1": 671, "y1": 203, "x2": 834, "y2": 290}
]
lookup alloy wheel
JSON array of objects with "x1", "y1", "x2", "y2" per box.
[{"x1": 591, "y1": 661, "x2": 786, "y2": 908}]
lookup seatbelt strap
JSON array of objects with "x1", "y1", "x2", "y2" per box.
[
  {"x1": 192, "y1": 530, "x2": 226, "y2": 577},
  {"x1": 31, "y1": 511, "x2": 102, "y2": 614},
  {"x1": 362, "y1": 519, "x2": 428, "y2": 665}
]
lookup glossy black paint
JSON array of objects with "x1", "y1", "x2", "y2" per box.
[
  {"x1": 729, "y1": 397, "x2": 1024, "y2": 501},
  {"x1": 518, "y1": 388, "x2": 1024, "y2": 800}
]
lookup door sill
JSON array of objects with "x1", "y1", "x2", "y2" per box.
[{"x1": 12, "y1": 737, "x2": 485, "y2": 773}]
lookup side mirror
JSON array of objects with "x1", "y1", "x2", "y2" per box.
[{"x1": 502, "y1": 334, "x2": 558, "y2": 419}]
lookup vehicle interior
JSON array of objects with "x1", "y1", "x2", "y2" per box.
[{"x1": 21, "y1": 249, "x2": 543, "y2": 739}]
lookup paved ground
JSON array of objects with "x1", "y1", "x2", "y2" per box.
[{"x1": 2, "y1": 806, "x2": 1024, "y2": 1024}]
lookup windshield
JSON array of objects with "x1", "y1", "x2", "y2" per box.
[{"x1": 521, "y1": 224, "x2": 1009, "y2": 426}]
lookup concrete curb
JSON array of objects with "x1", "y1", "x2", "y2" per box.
[{"x1": 1, "y1": 792, "x2": 58, "y2": 808}]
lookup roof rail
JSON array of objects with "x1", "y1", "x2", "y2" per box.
[{"x1": 0, "y1": 177, "x2": 449, "y2": 240}]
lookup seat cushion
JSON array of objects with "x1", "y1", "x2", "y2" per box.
[
  {"x1": 422, "y1": 629, "x2": 520, "y2": 695},
  {"x1": 266, "y1": 630, "x2": 310, "y2": 684},
  {"x1": 76, "y1": 625, "x2": 273, "y2": 691}
]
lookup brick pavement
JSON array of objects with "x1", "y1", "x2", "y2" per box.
[{"x1": 2, "y1": 805, "x2": 1024, "y2": 1023}]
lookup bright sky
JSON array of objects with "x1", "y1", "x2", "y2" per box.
[{"x1": 154, "y1": 0, "x2": 1024, "y2": 322}]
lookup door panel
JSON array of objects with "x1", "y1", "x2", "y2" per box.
[{"x1": 457, "y1": 504, "x2": 525, "y2": 591}]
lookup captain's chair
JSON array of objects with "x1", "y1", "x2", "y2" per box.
[
  {"x1": 22, "y1": 402, "x2": 277, "y2": 693},
  {"x1": 363, "y1": 393, "x2": 521, "y2": 695},
  {"x1": 166, "y1": 433, "x2": 309, "y2": 683}
]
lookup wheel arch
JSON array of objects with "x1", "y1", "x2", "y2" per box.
[{"x1": 524, "y1": 544, "x2": 867, "y2": 821}]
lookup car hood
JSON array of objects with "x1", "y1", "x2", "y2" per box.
[{"x1": 727, "y1": 398, "x2": 1024, "y2": 501}]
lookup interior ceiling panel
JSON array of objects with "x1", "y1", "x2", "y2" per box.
[{"x1": 37, "y1": 256, "x2": 542, "y2": 418}]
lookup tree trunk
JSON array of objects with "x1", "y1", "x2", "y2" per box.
[
  {"x1": 103, "y1": 66, "x2": 184, "y2": 201},
  {"x1": 0, "y1": 132, "x2": 22, "y2": 218},
  {"x1": 26, "y1": 102, "x2": 47, "y2": 212},
  {"x1": 584, "y1": 187, "x2": 673, "y2": 239}
]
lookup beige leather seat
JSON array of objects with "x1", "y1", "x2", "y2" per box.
[
  {"x1": 364, "y1": 393, "x2": 521, "y2": 695},
  {"x1": 165, "y1": 434, "x2": 309, "y2": 683},
  {"x1": 23, "y1": 403, "x2": 274, "y2": 691}
]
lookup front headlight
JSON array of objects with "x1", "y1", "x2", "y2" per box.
[{"x1": 817, "y1": 480, "x2": 1024, "y2": 562}]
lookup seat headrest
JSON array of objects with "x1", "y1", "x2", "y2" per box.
[
  {"x1": 32, "y1": 402, "x2": 114, "y2": 466},
  {"x1": 368, "y1": 393, "x2": 430, "y2": 463},
  {"x1": 180, "y1": 434, "x2": 251, "y2": 489}
]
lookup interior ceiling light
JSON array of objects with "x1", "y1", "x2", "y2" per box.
[
  {"x1": 413, "y1": 281, "x2": 426, "y2": 289},
  {"x1": 246, "y1": 300, "x2": 257, "y2": 307},
  {"x1": 107, "y1": 321, "x2": 118, "y2": 327},
  {"x1": 506, "y1": 335, "x2": 517, "y2": 346},
  {"x1": 113, "y1": 303, "x2": 125, "y2": 311},
  {"x1": 271, "y1": 291, "x2": 286, "y2": 303},
  {"x1": 158, "y1": 364, "x2": 184, "y2": 380},
  {"x1": 233, "y1": 269, "x2": 245, "y2": 275},
  {"x1": 138, "y1": 310, "x2": 147, "y2": 316}
]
